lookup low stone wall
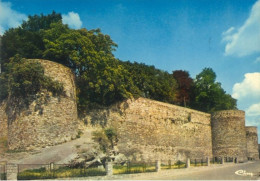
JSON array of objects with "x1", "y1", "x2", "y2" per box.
[{"x1": 246, "y1": 126, "x2": 259, "y2": 160}]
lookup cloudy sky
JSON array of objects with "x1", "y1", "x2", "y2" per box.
[{"x1": 0, "y1": 0, "x2": 260, "y2": 141}]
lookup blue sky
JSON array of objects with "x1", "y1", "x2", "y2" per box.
[{"x1": 1, "y1": 0, "x2": 260, "y2": 140}]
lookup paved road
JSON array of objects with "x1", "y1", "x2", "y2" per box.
[{"x1": 127, "y1": 161, "x2": 260, "y2": 180}]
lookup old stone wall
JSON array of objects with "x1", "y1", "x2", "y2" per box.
[
  {"x1": 0, "y1": 59, "x2": 79, "y2": 151},
  {"x1": 259, "y1": 144, "x2": 260, "y2": 159},
  {"x1": 0, "y1": 101, "x2": 8, "y2": 138},
  {"x1": 211, "y1": 110, "x2": 247, "y2": 162},
  {"x1": 246, "y1": 127, "x2": 259, "y2": 160},
  {"x1": 0, "y1": 101, "x2": 8, "y2": 154},
  {"x1": 88, "y1": 97, "x2": 213, "y2": 162}
]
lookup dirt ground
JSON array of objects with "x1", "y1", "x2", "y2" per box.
[{"x1": 0, "y1": 127, "x2": 96, "y2": 164}]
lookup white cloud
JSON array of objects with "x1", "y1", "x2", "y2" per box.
[
  {"x1": 254, "y1": 56, "x2": 260, "y2": 63},
  {"x1": 246, "y1": 102, "x2": 260, "y2": 116},
  {"x1": 0, "y1": 0, "x2": 27, "y2": 35},
  {"x1": 232, "y1": 72, "x2": 260, "y2": 99},
  {"x1": 222, "y1": 27, "x2": 235, "y2": 35},
  {"x1": 62, "y1": 12, "x2": 82, "y2": 29},
  {"x1": 222, "y1": 0, "x2": 260, "y2": 57}
]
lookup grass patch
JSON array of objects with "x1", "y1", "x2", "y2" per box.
[
  {"x1": 113, "y1": 164, "x2": 156, "y2": 175},
  {"x1": 161, "y1": 164, "x2": 186, "y2": 169},
  {"x1": 17, "y1": 166, "x2": 106, "y2": 180},
  {"x1": 190, "y1": 163, "x2": 207, "y2": 167}
]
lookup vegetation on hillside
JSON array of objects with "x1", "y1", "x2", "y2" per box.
[{"x1": 0, "y1": 11, "x2": 237, "y2": 114}]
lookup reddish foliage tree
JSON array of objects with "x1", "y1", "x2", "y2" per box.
[{"x1": 172, "y1": 70, "x2": 193, "y2": 107}]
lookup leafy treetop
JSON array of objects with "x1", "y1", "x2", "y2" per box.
[{"x1": 0, "y1": 12, "x2": 237, "y2": 114}]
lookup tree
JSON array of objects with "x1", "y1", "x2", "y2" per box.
[
  {"x1": 172, "y1": 70, "x2": 193, "y2": 107},
  {"x1": 42, "y1": 22, "x2": 138, "y2": 110},
  {"x1": 190, "y1": 68, "x2": 237, "y2": 112},
  {"x1": 0, "y1": 55, "x2": 63, "y2": 102},
  {"x1": 120, "y1": 61, "x2": 177, "y2": 104},
  {"x1": 0, "y1": 11, "x2": 62, "y2": 71},
  {"x1": 92, "y1": 127, "x2": 118, "y2": 157}
]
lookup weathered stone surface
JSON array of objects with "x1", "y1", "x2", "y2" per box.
[
  {"x1": 0, "y1": 59, "x2": 79, "y2": 151},
  {"x1": 0, "y1": 59, "x2": 259, "y2": 163},
  {"x1": 0, "y1": 101, "x2": 8, "y2": 138},
  {"x1": 211, "y1": 110, "x2": 247, "y2": 162},
  {"x1": 258, "y1": 144, "x2": 260, "y2": 159},
  {"x1": 88, "y1": 98, "x2": 213, "y2": 162},
  {"x1": 246, "y1": 126, "x2": 259, "y2": 160}
]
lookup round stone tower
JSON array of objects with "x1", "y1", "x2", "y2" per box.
[
  {"x1": 246, "y1": 126, "x2": 259, "y2": 160},
  {"x1": 6, "y1": 59, "x2": 79, "y2": 150},
  {"x1": 211, "y1": 110, "x2": 247, "y2": 162}
]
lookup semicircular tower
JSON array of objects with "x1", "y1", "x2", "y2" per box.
[
  {"x1": 211, "y1": 110, "x2": 247, "y2": 162},
  {"x1": 246, "y1": 126, "x2": 259, "y2": 160},
  {"x1": 5, "y1": 59, "x2": 79, "y2": 150}
]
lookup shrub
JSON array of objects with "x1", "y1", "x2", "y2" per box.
[{"x1": 0, "y1": 55, "x2": 64, "y2": 103}]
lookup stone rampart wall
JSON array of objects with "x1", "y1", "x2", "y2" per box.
[
  {"x1": 0, "y1": 101, "x2": 8, "y2": 154},
  {"x1": 89, "y1": 97, "x2": 213, "y2": 162},
  {"x1": 259, "y1": 144, "x2": 260, "y2": 159},
  {"x1": 0, "y1": 101, "x2": 8, "y2": 139},
  {"x1": 246, "y1": 126, "x2": 259, "y2": 160},
  {"x1": 211, "y1": 110, "x2": 247, "y2": 162}
]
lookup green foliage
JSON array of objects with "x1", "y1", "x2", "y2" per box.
[
  {"x1": 76, "y1": 130, "x2": 83, "y2": 138},
  {"x1": 42, "y1": 22, "x2": 136, "y2": 110},
  {"x1": 0, "y1": 137, "x2": 8, "y2": 151},
  {"x1": 0, "y1": 55, "x2": 64, "y2": 104},
  {"x1": 17, "y1": 167, "x2": 106, "y2": 180},
  {"x1": 0, "y1": 173, "x2": 6, "y2": 180},
  {"x1": 0, "y1": 12, "x2": 237, "y2": 114},
  {"x1": 0, "y1": 11, "x2": 62, "y2": 71},
  {"x1": 120, "y1": 61, "x2": 177, "y2": 104},
  {"x1": 92, "y1": 127, "x2": 118, "y2": 155},
  {"x1": 190, "y1": 68, "x2": 237, "y2": 113},
  {"x1": 113, "y1": 163, "x2": 156, "y2": 174}
]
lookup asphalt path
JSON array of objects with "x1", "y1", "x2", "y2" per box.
[{"x1": 127, "y1": 161, "x2": 260, "y2": 180}]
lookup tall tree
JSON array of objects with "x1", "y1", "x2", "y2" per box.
[
  {"x1": 121, "y1": 61, "x2": 177, "y2": 104},
  {"x1": 172, "y1": 70, "x2": 193, "y2": 107},
  {"x1": 0, "y1": 11, "x2": 62, "y2": 70},
  {"x1": 42, "y1": 22, "x2": 138, "y2": 111},
  {"x1": 190, "y1": 68, "x2": 237, "y2": 112}
]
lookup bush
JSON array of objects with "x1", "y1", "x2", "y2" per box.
[
  {"x1": 92, "y1": 127, "x2": 118, "y2": 154},
  {"x1": 0, "y1": 55, "x2": 64, "y2": 104}
]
